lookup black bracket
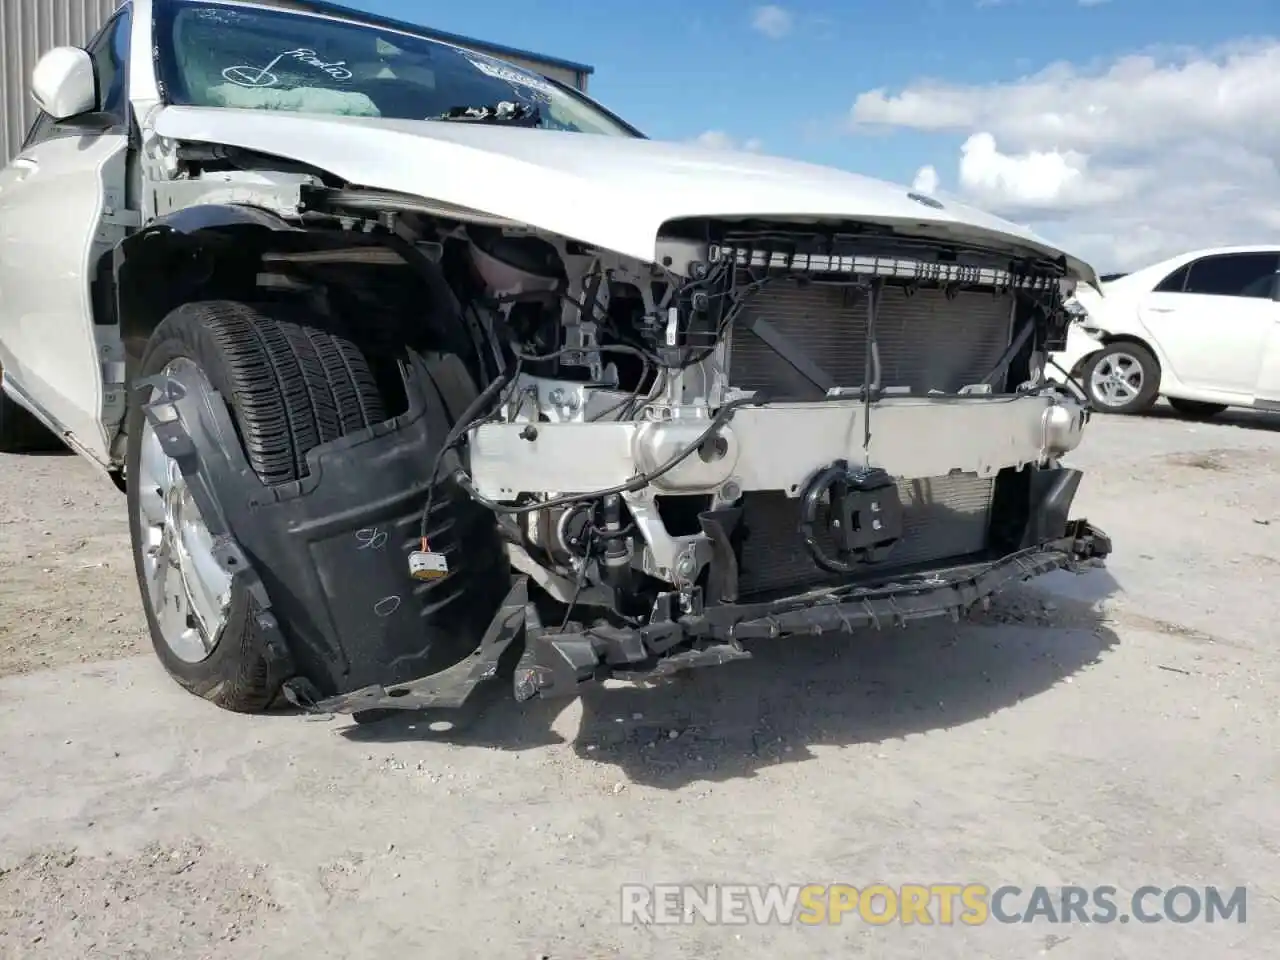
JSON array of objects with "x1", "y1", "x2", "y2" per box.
[
  {"x1": 698, "y1": 505, "x2": 743, "y2": 604},
  {"x1": 798, "y1": 461, "x2": 904, "y2": 573},
  {"x1": 312, "y1": 576, "x2": 531, "y2": 714}
]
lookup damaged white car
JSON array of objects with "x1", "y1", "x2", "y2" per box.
[{"x1": 0, "y1": 0, "x2": 1110, "y2": 720}]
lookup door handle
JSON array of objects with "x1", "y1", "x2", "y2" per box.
[{"x1": 1147, "y1": 306, "x2": 1174, "y2": 313}]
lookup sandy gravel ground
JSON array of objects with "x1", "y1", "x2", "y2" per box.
[{"x1": 1, "y1": 401, "x2": 1277, "y2": 959}]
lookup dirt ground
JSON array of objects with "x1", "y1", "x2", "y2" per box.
[{"x1": 1, "y1": 401, "x2": 1278, "y2": 959}]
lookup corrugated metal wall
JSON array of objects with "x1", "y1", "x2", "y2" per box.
[{"x1": 1, "y1": 0, "x2": 120, "y2": 161}]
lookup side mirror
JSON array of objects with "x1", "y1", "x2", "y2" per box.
[{"x1": 30, "y1": 46, "x2": 96, "y2": 121}]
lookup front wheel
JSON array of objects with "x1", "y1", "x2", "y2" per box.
[
  {"x1": 1082, "y1": 342, "x2": 1160, "y2": 415},
  {"x1": 126, "y1": 300, "x2": 388, "y2": 712}
]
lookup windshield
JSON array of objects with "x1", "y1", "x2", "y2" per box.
[{"x1": 155, "y1": 1, "x2": 639, "y2": 137}]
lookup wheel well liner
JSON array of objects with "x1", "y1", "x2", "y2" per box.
[
  {"x1": 114, "y1": 205, "x2": 304, "y2": 372},
  {"x1": 114, "y1": 203, "x2": 488, "y2": 383}
]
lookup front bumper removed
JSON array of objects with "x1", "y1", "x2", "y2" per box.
[{"x1": 312, "y1": 518, "x2": 1111, "y2": 716}]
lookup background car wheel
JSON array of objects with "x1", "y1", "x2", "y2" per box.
[
  {"x1": 126, "y1": 300, "x2": 388, "y2": 712},
  {"x1": 1082, "y1": 342, "x2": 1160, "y2": 415},
  {"x1": 1166, "y1": 397, "x2": 1229, "y2": 419},
  {"x1": 0, "y1": 377, "x2": 64, "y2": 454}
]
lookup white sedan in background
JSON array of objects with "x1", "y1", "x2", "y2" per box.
[{"x1": 1048, "y1": 245, "x2": 1280, "y2": 417}]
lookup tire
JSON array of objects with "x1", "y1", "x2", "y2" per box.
[
  {"x1": 1082, "y1": 341, "x2": 1160, "y2": 415},
  {"x1": 126, "y1": 300, "x2": 388, "y2": 712},
  {"x1": 1167, "y1": 397, "x2": 1228, "y2": 419},
  {"x1": 0, "y1": 381, "x2": 63, "y2": 453}
]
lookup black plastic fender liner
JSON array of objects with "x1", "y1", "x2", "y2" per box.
[
  {"x1": 312, "y1": 575, "x2": 532, "y2": 715},
  {"x1": 113, "y1": 203, "x2": 493, "y2": 401},
  {"x1": 137, "y1": 348, "x2": 510, "y2": 699},
  {"x1": 137, "y1": 203, "x2": 307, "y2": 237},
  {"x1": 113, "y1": 205, "x2": 305, "y2": 354}
]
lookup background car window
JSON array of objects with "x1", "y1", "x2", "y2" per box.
[
  {"x1": 158, "y1": 2, "x2": 636, "y2": 136},
  {"x1": 1182, "y1": 253, "x2": 1279, "y2": 299},
  {"x1": 1153, "y1": 264, "x2": 1188, "y2": 293}
]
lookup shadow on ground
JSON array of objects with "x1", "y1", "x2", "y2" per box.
[
  {"x1": 340, "y1": 569, "x2": 1121, "y2": 788},
  {"x1": 1141, "y1": 405, "x2": 1280, "y2": 433},
  {"x1": 0, "y1": 446, "x2": 76, "y2": 458}
]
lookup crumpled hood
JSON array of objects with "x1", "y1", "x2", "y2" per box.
[{"x1": 153, "y1": 106, "x2": 1098, "y2": 285}]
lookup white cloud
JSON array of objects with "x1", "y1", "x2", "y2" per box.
[
  {"x1": 750, "y1": 5, "x2": 793, "y2": 39},
  {"x1": 849, "y1": 40, "x2": 1280, "y2": 271},
  {"x1": 692, "y1": 130, "x2": 764, "y2": 152},
  {"x1": 911, "y1": 165, "x2": 940, "y2": 194}
]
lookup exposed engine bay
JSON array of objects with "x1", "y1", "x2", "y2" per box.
[{"x1": 397, "y1": 214, "x2": 1093, "y2": 635}]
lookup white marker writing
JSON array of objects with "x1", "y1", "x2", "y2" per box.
[
  {"x1": 281, "y1": 48, "x2": 353, "y2": 80},
  {"x1": 222, "y1": 47, "x2": 353, "y2": 88},
  {"x1": 355, "y1": 527, "x2": 388, "y2": 551}
]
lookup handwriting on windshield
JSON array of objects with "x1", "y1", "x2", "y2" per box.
[
  {"x1": 464, "y1": 55, "x2": 551, "y2": 95},
  {"x1": 222, "y1": 48, "x2": 353, "y2": 88}
]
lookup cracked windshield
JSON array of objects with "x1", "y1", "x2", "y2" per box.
[{"x1": 160, "y1": 1, "x2": 634, "y2": 135}]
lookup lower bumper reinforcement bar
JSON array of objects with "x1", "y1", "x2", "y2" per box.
[{"x1": 312, "y1": 519, "x2": 1109, "y2": 715}]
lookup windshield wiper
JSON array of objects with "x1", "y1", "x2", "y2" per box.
[{"x1": 437, "y1": 101, "x2": 542, "y2": 126}]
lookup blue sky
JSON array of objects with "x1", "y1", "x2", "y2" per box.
[
  {"x1": 279, "y1": 0, "x2": 1277, "y2": 271},
  {"x1": 339, "y1": 0, "x2": 1278, "y2": 187}
]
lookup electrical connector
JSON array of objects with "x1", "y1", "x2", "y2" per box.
[{"x1": 408, "y1": 539, "x2": 449, "y2": 580}]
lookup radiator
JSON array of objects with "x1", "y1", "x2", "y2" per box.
[
  {"x1": 722, "y1": 278, "x2": 1006, "y2": 594},
  {"x1": 736, "y1": 473, "x2": 996, "y2": 597},
  {"x1": 725, "y1": 280, "x2": 1015, "y2": 397}
]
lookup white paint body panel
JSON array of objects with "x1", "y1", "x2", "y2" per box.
[
  {"x1": 0, "y1": 132, "x2": 126, "y2": 457},
  {"x1": 1047, "y1": 245, "x2": 1280, "y2": 409},
  {"x1": 1137, "y1": 291, "x2": 1271, "y2": 397},
  {"x1": 152, "y1": 105, "x2": 1098, "y2": 285}
]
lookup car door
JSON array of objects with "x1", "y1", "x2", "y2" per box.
[
  {"x1": 0, "y1": 8, "x2": 133, "y2": 463},
  {"x1": 1136, "y1": 252, "x2": 1279, "y2": 398},
  {"x1": 1247, "y1": 263, "x2": 1280, "y2": 408}
]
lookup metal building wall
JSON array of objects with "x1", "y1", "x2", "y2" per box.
[{"x1": 0, "y1": 0, "x2": 120, "y2": 161}]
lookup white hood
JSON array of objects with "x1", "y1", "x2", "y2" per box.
[{"x1": 154, "y1": 106, "x2": 1098, "y2": 286}]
